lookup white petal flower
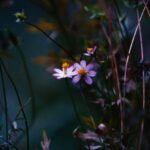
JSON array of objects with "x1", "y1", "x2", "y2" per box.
[{"x1": 52, "y1": 62, "x2": 75, "y2": 79}]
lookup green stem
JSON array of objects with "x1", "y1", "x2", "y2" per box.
[{"x1": 0, "y1": 59, "x2": 30, "y2": 150}]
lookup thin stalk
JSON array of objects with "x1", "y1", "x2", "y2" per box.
[
  {"x1": 65, "y1": 79, "x2": 82, "y2": 125},
  {"x1": 137, "y1": 9, "x2": 145, "y2": 150},
  {"x1": 0, "y1": 59, "x2": 30, "y2": 150},
  {"x1": 113, "y1": 0, "x2": 129, "y2": 38},
  {"x1": 0, "y1": 63, "x2": 9, "y2": 150},
  {"x1": 24, "y1": 21, "x2": 76, "y2": 62},
  {"x1": 123, "y1": 3, "x2": 147, "y2": 104},
  {"x1": 80, "y1": 83, "x2": 96, "y2": 129},
  {"x1": 16, "y1": 45, "x2": 36, "y2": 121},
  {"x1": 101, "y1": 25, "x2": 123, "y2": 140},
  {"x1": 143, "y1": 0, "x2": 150, "y2": 17}
]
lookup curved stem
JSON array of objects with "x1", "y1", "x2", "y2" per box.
[
  {"x1": 137, "y1": 9, "x2": 145, "y2": 150},
  {"x1": 24, "y1": 21, "x2": 76, "y2": 62},
  {"x1": 0, "y1": 59, "x2": 30, "y2": 150},
  {"x1": 16, "y1": 45, "x2": 36, "y2": 121},
  {"x1": 123, "y1": 1, "x2": 147, "y2": 104},
  {"x1": 0, "y1": 63, "x2": 9, "y2": 150}
]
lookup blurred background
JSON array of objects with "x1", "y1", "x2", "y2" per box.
[
  {"x1": 1, "y1": 0, "x2": 150, "y2": 149},
  {"x1": 0, "y1": 0, "x2": 81, "y2": 149}
]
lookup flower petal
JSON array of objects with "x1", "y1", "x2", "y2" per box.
[
  {"x1": 74, "y1": 63, "x2": 81, "y2": 69},
  {"x1": 68, "y1": 66, "x2": 75, "y2": 71},
  {"x1": 72, "y1": 75, "x2": 81, "y2": 84},
  {"x1": 84, "y1": 76, "x2": 93, "y2": 85},
  {"x1": 84, "y1": 53, "x2": 90, "y2": 56},
  {"x1": 54, "y1": 68, "x2": 62, "y2": 74},
  {"x1": 53, "y1": 73, "x2": 60, "y2": 77},
  {"x1": 88, "y1": 71, "x2": 96, "y2": 77},
  {"x1": 80, "y1": 60, "x2": 86, "y2": 68},
  {"x1": 87, "y1": 64, "x2": 94, "y2": 70}
]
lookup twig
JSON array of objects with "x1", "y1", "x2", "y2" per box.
[
  {"x1": 137, "y1": 9, "x2": 145, "y2": 150},
  {"x1": 143, "y1": 0, "x2": 150, "y2": 17},
  {"x1": 123, "y1": 1, "x2": 148, "y2": 105}
]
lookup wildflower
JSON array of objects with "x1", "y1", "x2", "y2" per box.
[
  {"x1": 41, "y1": 130, "x2": 51, "y2": 150},
  {"x1": 72, "y1": 60, "x2": 96, "y2": 85},
  {"x1": 84, "y1": 46, "x2": 97, "y2": 56},
  {"x1": 14, "y1": 10, "x2": 27, "y2": 22},
  {"x1": 53, "y1": 62, "x2": 75, "y2": 79}
]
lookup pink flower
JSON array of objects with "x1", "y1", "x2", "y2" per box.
[
  {"x1": 72, "y1": 60, "x2": 96, "y2": 85},
  {"x1": 84, "y1": 46, "x2": 97, "y2": 56}
]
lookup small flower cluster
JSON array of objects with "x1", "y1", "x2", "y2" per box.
[{"x1": 52, "y1": 60, "x2": 97, "y2": 85}]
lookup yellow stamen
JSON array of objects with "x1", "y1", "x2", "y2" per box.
[
  {"x1": 62, "y1": 62, "x2": 69, "y2": 74},
  {"x1": 87, "y1": 48, "x2": 94, "y2": 53},
  {"x1": 78, "y1": 68, "x2": 87, "y2": 75},
  {"x1": 62, "y1": 62, "x2": 69, "y2": 69}
]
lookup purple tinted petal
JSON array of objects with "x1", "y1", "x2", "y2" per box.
[
  {"x1": 80, "y1": 60, "x2": 86, "y2": 68},
  {"x1": 84, "y1": 53, "x2": 91, "y2": 56},
  {"x1": 54, "y1": 68, "x2": 62, "y2": 74},
  {"x1": 68, "y1": 66, "x2": 75, "y2": 72},
  {"x1": 88, "y1": 71, "x2": 96, "y2": 77},
  {"x1": 93, "y1": 46, "x2": 97, "y2": 52},
  {"x1": 84, "y1": 76, "x2": 93, "y2": 85},
  {"x1": 72, "y1": 75, "x2": 81, "y2": 84},
  {"x1": 87, "y1": 64, "x2": 94, "y2": 70},
  {"x1": 74, "y1": 63, "x2": 81, "y2": 69}
]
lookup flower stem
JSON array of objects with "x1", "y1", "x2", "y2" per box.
[
  {"x1": 24, "y1": 21, "x2": 76, "y2": 62},
  {"x1": 16, "y1": 45, "x2": 36, "y2": 121},
  {"x1": 0, "y1": 59, "x2": 30, "y2": 150}
]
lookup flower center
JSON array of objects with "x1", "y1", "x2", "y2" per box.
[
  {"x1": 78, "y1": 68, "x2": 87, "y2": 75},
  {"x1": 62, "y1": 62, "x2": 69, "y2": 74},
  {"x1": 87, "y1": 48, "x2": 94, "y2": 53}
]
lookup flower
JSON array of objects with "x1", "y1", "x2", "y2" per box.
[
  {"x1": 14, "y1": 10, "x2": 27, "y2": 22},
  {"x1": 52, "y1": 62, "x2": 75, "y2": 79},
  {"x1": 72, "y1": 60, "x2": 96, "y2": 85},
  {"x1": 84, "y1": 46, "x2": 97, "y2": 56}
]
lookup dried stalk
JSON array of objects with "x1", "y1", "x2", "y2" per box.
[{"x1": 137, "y1": 9, "x2": 145, "y2": 150}]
